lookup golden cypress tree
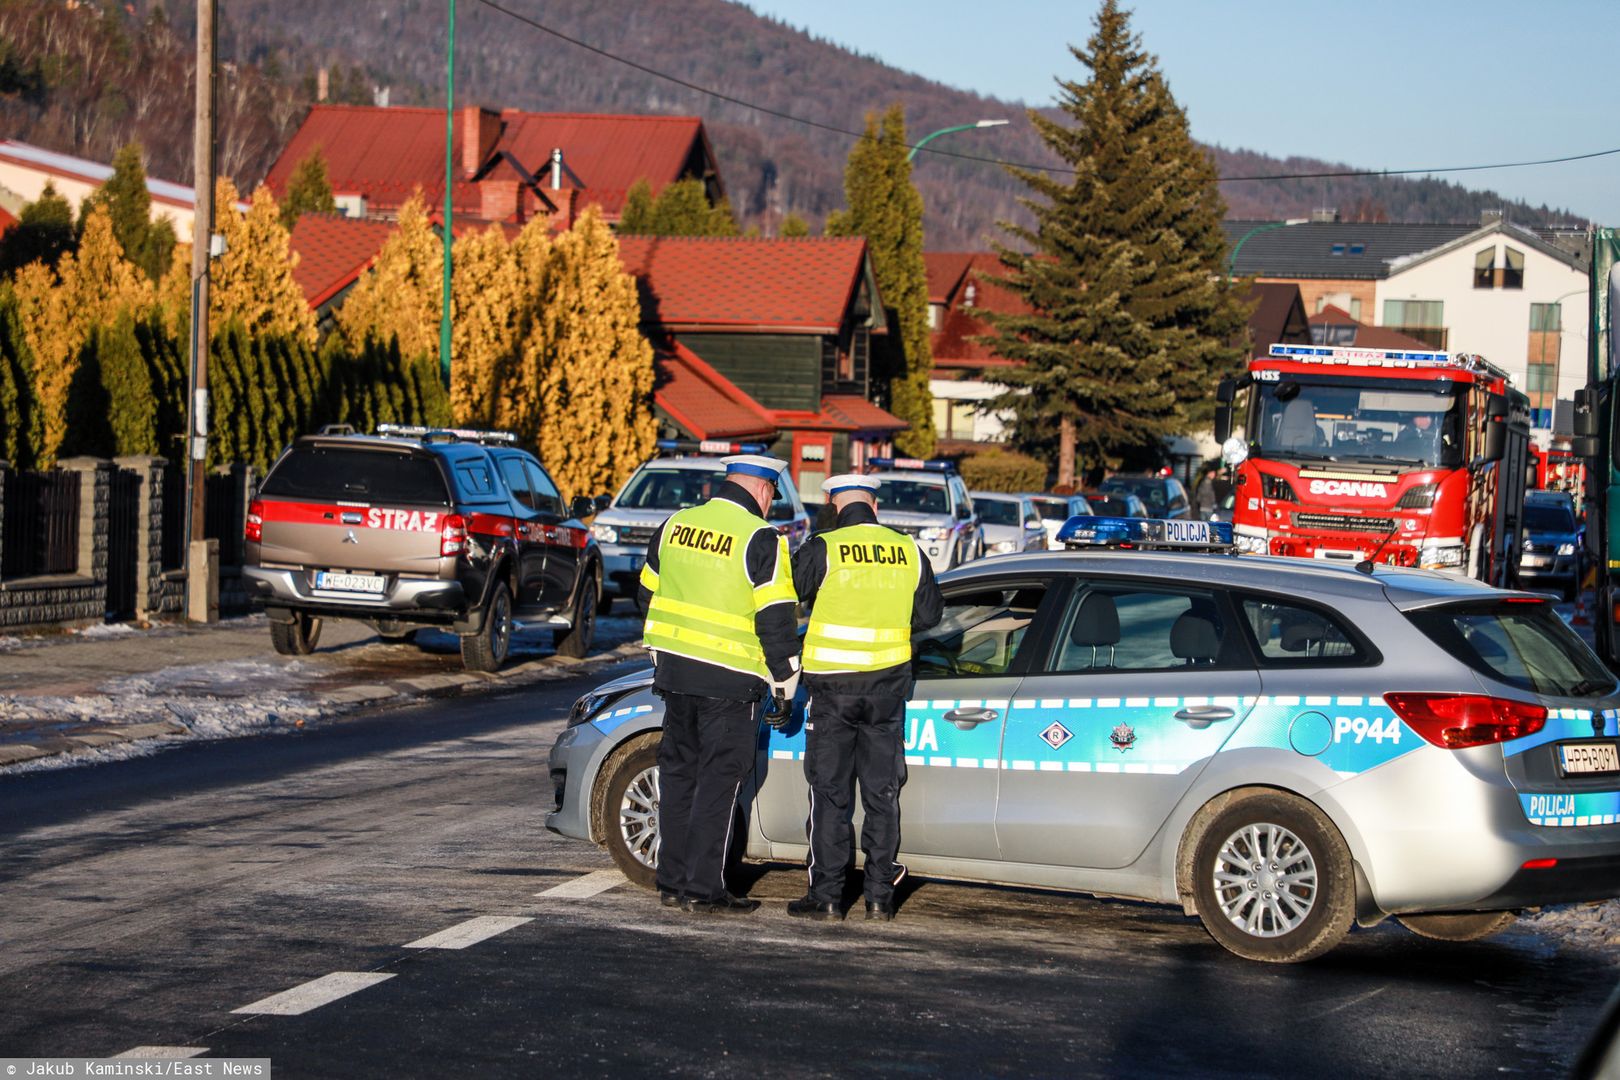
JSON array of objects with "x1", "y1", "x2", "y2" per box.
[
  {"x1": 211, "y1": 180, "x2": 317, "y2": 347},
  {"x1": 450, "y1": 224, "x2": 523, "y2": 427},
  {"x1": 498, "y1": 218, "x2": 554, "y2": 441},
  {"x1": 337, "y1": 192, "x2": 441, "y2": 362},
  {"x1": 527, "y1": 206, "x2": 654, "y2": 498}
]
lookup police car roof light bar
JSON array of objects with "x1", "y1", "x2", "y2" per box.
[
  {"x1": 867, "y1": 456, "x2": 955, "y2": 473},
  {"x1": 1265, "y1": 343, "x2": 1511, "y2": 382},
  {"x1": 375, "y1": 424, "x2": 519, "y2": 447},
  {"x1": 1056, "y1": 515, "x2": 1236, "y2": 553},
  {"x1": 654, "y1": 439, "x2": 768, "y2": 456}
]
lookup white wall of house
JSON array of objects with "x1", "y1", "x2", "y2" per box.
[
  {"x1": 0, "y1": 154, "x2": 196, "y2": 242},
  {"x1": 930, "y1": 377, "x2": 1011, "y2": 442},
  {"x1": 1374, "y1": 233, "x2": 1588, "y2": 416}
]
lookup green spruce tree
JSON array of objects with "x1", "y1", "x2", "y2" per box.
[
  {"x1": 617, "y1": 179, "x2": 655, "y2": 234},
  {"x1": 983, "y1": 0, "x2": 1247, "y2": 485},
  {"x1": 828, "y1": 105, "x2": 935, "y2": 458},
  {"x1": 0, "y1": 183, "x2": 77, "y2": 278},
  {"x1": 80, "y1": 142, "x2": 177, "y2": 283},
  {"x1": 278, "y1": 149, "x2": 338, "y2": 230}
]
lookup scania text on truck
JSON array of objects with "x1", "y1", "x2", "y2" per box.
[{"x1": 1214, "y1": 343, "x2": 1530, "y2": 584}]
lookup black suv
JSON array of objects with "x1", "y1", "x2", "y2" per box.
[{"x1": 243, "y1": 425, "x2": 602, "y2": 671}]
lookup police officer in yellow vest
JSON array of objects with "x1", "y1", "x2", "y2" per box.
[
  {"x1": 638, "y1": 454, "x2": 800, "y2": 914},
  {"x1": 787, "y1": 473, "x2": 942, "y2": 921}
]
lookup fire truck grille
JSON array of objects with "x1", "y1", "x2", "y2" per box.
[{"x1": 1293, "y1": 513, "x2": 1397, "y2": 535}]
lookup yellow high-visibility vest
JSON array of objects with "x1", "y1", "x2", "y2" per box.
[
  {"x1": 803, "y1": 523, "x2": 920, "y2": 674},
  {"x1": 640, "y1": 497, "x2": 794, "y2": 678}
]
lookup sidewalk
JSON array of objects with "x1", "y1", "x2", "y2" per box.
[{"x1": 0, "y1": 613, "x2": 647, "y2": 773}]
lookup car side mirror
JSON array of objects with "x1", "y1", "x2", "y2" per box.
[
  {"x1": 956, "y1": 504, "x2": 972, "y2": 520},
  {"x1": 570, "y1": 495, "x2": 595, "y2": 519},
  {"x1": 1214, "y1": 403, "x2": 1232, "y2": 444},
  {"x1": 1575, "y1": 388, "x2": 1598, "y2": 438},
  {"x1": 1572, "y1": 436, "x2": 1600, "y2": 458},
  {"x1": 594, "y1": 493, "x2": 612, "y2": 512}
]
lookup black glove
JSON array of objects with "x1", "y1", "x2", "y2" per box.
[{"x1": 762, "y1": 690, "x2": 792, "y2": 729}]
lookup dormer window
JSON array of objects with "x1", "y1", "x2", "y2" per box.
[
  {"x1": 1503, "y1": 247, "x2": 1524, "y2": 290},
  {"x1": 1330, "y1": 243, "x2": 1346, "y2": 256},
  {"x1": 963, "y1": 282, "x2": 977, "y2": 308},
  {"x1": 1473, "y1": 247, "x2": 1494, "y2": 289}
]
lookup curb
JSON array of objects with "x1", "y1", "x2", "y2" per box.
[{"x1": 0, "y1": 642, "x2": 648, "y2": 772}]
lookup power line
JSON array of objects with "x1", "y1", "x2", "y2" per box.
[{"x1": 469, "y1": 0, "x2": 1620, "y2": 187}]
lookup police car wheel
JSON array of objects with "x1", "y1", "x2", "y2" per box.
[
  {"x1": 270, "y1": 613, "x2": 322, "y2": 656},
  {"x1": 601, "y1": 744, "x2": 660, "y2": 889},
  {"x1": 460, "y1": 581, "x2": 513, "y2": 672},
  {"x1": 1191, "y1": 793, "x2": 1354, "y2": 963},
  {"x1": 1396, "y1": 911, "x2": 1517, "y2": 942}
]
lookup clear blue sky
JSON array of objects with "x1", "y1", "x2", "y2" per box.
[{"x1": 746, "y1": 0, "x2": 1620, "y2": 223}]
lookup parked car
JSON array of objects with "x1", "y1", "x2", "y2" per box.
[
  {"x1": 1081, "y1": 490, "x2": 1149, "y2": 518},
  {"x1": 1519, "y1": 490, "x2": 1583, "y2": 600},
  {"x1": 1027, "y1": 493, "x2": 1093, "y2": 547},
  {"x1": 1207, "y1": 491, "x2": 1237, "y2": 524},
  {"x1": 243, "y1": 425, "x2": 601, "y2": 671},
  {"x1": 973, "y1": 492, "x2": 1048, "y2": 556},
  {"x1": 1101, "y1": 474, "x2": 1191, "y2": 519},
  {"x1": 869, "y1": 457, "x2": 983, "y2": 572},
  {"x1": 591, "y1": 441, "x2": 811, "y2": 609}
]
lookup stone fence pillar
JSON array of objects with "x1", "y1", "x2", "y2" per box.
[{"x1": 115, "y1": 454, "x2": 168, "y2": 619}]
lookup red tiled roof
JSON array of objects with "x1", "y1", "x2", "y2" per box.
[
  {"x1": 0, "y1": 205, "x2": 17, "y2": 234},
  {"x1": 288, "y1": 213, "x2": 397, "y2": 309},
  {"x1": 1309, "y1": 303, "x2": 1356, "y2": 325},
  {"x1": 924, "y1": 251, "x2": 977, "y2": 304},
  {"x1": 264, "y1": 105, "x2": 713, "y2": 222},
  {"x1": 655, "y1": 341, "x2": 778, "y2": 441},
  {"x1": 619, "y1": 236, "x2": 871, "y2": 332},
  {"x1": 821, "y1": 394, "x2": 906, "y2": 432},
  {"x1": 924, "y1": 252, "x2": 1031, "y2": 369}
]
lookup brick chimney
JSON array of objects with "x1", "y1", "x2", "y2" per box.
[
  {"x1": 477, "y1": 179, "x2": 521, "y2": 223},
  {"x1": 459, "y1": 106, "x2": 501, "y2": 181},
  {"x1": 547, "y1": 188, "x2": 579, "y2": 232}
]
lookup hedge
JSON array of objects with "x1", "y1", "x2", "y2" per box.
[{"x1": 960, "y1": 447, "x2": 1047, "y2": 493}]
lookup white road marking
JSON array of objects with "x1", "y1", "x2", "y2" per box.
[
  {"x1": 535, "y1": 869, "x2": 626, "y2": 899},
  {"x1": 404, "y1": 915, "x2": 533, "y2": 950},
  {"x1": 114, "y1": 1047, "x2": 209, "y2": 1059},
  {"x1": 232, "y1": 972, "x2": 395, "y2": 1016}
]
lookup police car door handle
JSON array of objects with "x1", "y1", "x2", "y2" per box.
[
  {"x1": 943, "y1": 707, "x2": 1000, "y2": 730},
  {"x1": 1174, "y1": 706, "x2": 1235, "y2": 726}
]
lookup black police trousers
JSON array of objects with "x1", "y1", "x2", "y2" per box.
[
  {"x1": 802, "y1": 691, "x2": 908, "y2": 906},
  {"x1": 655, "y1": 692, "x2": 758, "y2": 903}
]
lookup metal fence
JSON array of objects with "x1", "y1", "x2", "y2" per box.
[
  {"x1": 160, "y1": 464, "x2": 185, "y2": 570},
  {"x1": 106, "y1": 467, "x2": 142, "y2": 618},
  {"x1": 204, "y1": 471, "x2": 243, "y2": 566},
  {"x1": 1, "y1": 469, "x2": 81, "y2": 579}
]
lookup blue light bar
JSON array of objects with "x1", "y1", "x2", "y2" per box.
[
  {"x1": 867, "y1": 456, "x2": 955, "y2": 473},
  {"x1": 1057, "y1": 516, "x2": 1235, "y2": 552},
  {"x1": 1266, "y1": 343, "x2": 1453, "y2": 364},
  {"x1": 655, "y1": 439, "x2": 767, "y2": 455}
]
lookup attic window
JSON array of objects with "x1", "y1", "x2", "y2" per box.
[
  {"x1": 1330, "y1": 244, "x2": 1346, "y2": 256},
  {"x1": 1348, "y1": 243, "x2": 1365, "y2": 255},
  {"x1": 963, "y1": 282, "x2": 977, "y2": 308},
  {"x1": 1503, "y1": 247, "x2": 1524, "y2": 290}
]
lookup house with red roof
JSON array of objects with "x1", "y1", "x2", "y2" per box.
[
  {"x1": 619, "y1": 235, "x2": 904, "y2": 491},
  {"x1": 924, "y1": 252, "x2": 1030, "y2": 447},
  {"x1": 287, "y1": 214, "x2": 397, "y2": 331},
  {"x1": 264, "y1": 105, "x2": 724, "y2": 231}
]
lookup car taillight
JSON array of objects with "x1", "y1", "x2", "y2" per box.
[
  {"x1": 1261, "y1": 473, "x2": 1297, "y2": 502},
  {"x1": 1383, "y1": 693, "x2": 1546, "y2": 750},
  {"x1": 245, "y1": 499, "x2": 264, "y2": 543},
  {"x1": 441, "y1": 513, "x2": 469, "y2": 557}
]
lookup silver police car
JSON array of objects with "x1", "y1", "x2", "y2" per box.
[{"x1": 546, "y1": 517, "x2": 1620, "y2": 962}]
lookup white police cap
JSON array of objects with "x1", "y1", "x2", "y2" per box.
[
  {"x1": 822, "y1": 473, "x2": 879, "y2": 497},
  {"x1": 721, "y1": 454, "x2": 787, "y2": 482}
]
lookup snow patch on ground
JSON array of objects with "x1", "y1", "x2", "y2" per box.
[
  {"x1": 0, "y1": 636, "x2": 22, "y2": 651},
  {"x1": 1521, "y1": 899, "x2": 1620, "y2": 951},
  {"x1": 73, "y1": 622, "x2": 141, "y2": 638}
]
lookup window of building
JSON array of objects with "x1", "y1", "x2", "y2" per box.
[
  {"x1": 1527, "y1": 302, "x2": 1562, "y2": 415},
  {"x1": 1530, "y1": 303, "x2": 1562, "y2": 333},
  {"x1": 1503, "y1": 247, "x2": 1525, "y2": 290},
  {"x1": 1349, "y1": 298, "x2": 1363, "y2": 321},
  {"x1": 1330, "y1": 243, "x2": 1346, "y2": 256},
  {"x1": 933, "y1": 397, "x2": 980, "y2": 441},
  {"x1": 1349, "y1": 243, "x2": 1365, "y2": 255},
  {"x1": 929, "y1": 304, "x2": 943, "y2": 329},
  {"x1": 1383, "y1": 299, "x2": 1447, "y2": 351},
  {"x1": 1473, "y1": 247, "x2": 1495, "y2": 289}
]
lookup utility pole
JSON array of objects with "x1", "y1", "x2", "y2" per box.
[
  {"x1": 439, "y1": 0, "x2": 455, "y2": 389},
  {"x1": 184, "y1": 0, "x2": 218, "y2": 623}
]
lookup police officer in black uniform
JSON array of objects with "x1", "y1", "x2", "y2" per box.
[{"x1": 787, "y1": 473, "x2": 943, "y2": 921}]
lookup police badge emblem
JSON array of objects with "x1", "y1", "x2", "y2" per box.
[{"x1": 1110, "y1": 722, "x2": 1137, "y2": 752}]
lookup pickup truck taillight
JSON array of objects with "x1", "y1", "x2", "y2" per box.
[
  {"x1": 1383, "y1": 693, "x2": 1546, "y2": 749},
  {"x1": 244, "y1": 499, "x2": 264, "y2": 543},
  {"x1": 441, "y1": 513, "x2": 469, "y2": 557}
]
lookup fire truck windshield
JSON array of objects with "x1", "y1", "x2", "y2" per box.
[{"x1": 1252, "y1": 375, "x2": 1466, "y2": 469}]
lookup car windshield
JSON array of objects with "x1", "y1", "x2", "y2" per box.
[
  {"x1": 616, "y1": 468, "x2": 720, "y2": 510},
  {"x1": 1405, "y1": 600, "x2": 1615, "y2": 697},
  {"x1": 1032, "y1": 498, "x2": 1082, "y2": 520},
  {"x1": 1252, "y1": 375, "x2": 1466, "y2": 468},
  {"x1": 260, "y1": 447, "x2": 450, "y2": 505},
  {"x1": 978, "y1": 499, "x2": 1023, "y2": 526},
  {"x1": 877, "y1": 479, "x2": 949, "y2": 515},
  {"x1": 1523, "y1": 504, "x2": 1576, "y2": 533}
]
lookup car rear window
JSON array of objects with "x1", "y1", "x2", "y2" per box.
[
  {"x1": 1405, "y1": 600, "x2": 1615, "y2": 697},
  {"x1": 978, "y1": 499, "x2": 1022, "y2": 526},
  {"x1": 1032, "y1": 498, "x2": 1079, "y2": 520},
  {"x1": 261, "y1": 446, "x2": 450, "y2": 506}
]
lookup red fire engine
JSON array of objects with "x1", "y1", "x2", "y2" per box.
[
  {"x1": 1529, "y1": 443, "x2": 1586, "y2": 501},
  {"x1": 1214, "y1": 344, "x2": 1531, "y2": 585}
]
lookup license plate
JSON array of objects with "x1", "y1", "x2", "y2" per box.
[
  {"x1": 627, "y1": 554, "x2": 644, "y2": 571},
  {"x1": 1164, "y1": 519, "x2": 1210, "y2": 544},
  {"x1": 1523, "y1": 555, "x2": 1550, "y2": 568},
  {"x1": 315, "y1": 571, "x2": 386, "y2": 593},
  {"x1": 1560, "y1": 742, "x2": 1620, "y2": 775}
]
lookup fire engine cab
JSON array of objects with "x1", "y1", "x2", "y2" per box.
[{"x1": 1214, "y1": 344, "x2": 1531, "y2": 585}]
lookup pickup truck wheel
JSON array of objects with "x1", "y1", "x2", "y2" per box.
[
  {"x1": 1397, "y1": 911, "x2": 1517, "y2": 942},
  {"x1": 555, "y1": 577, "x2": 596, "y2": 659},
  {"x1": 1191, "y1": 792, "x2": 1354, "y2": 963},
  {"x1": 460, "y1": 582, "x2": 513, "y2": 672},
  {"x1": 270, "y1": 613, "x2": 321, "y2": 656},
  {"x1": 601, "y1": 743, "x2": 660, "y2": 889}
]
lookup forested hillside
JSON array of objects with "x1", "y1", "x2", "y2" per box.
[{"x1": 0, "y1": 0, "x2": 1584, "y2": 247}]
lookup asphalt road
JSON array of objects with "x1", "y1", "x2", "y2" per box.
[{"x1": 1, "y1": 663, "x2": 1616, "y2": 1078}]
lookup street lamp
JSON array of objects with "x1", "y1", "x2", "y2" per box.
[
  {"x1": 439, "y1": 0, "x2": 456, "y2": 390},
  {"x1": 907, "y1": 119, "x2": 1010, "y2": 163},
  {"x1": 1227, "y1": 218, "x2": 1308, "y2": 282}
]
